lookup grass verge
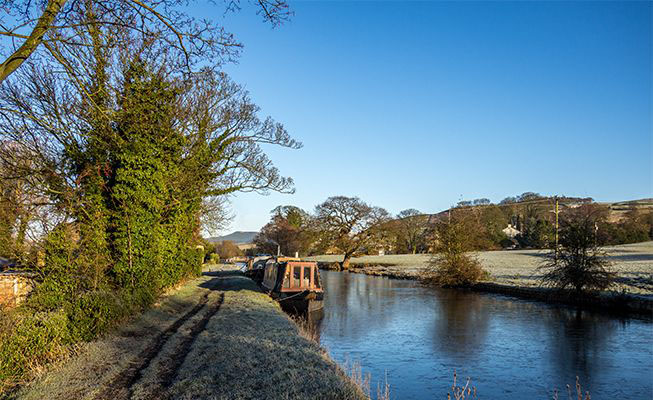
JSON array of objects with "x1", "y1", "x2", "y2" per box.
[
  {"x1": 11, "y1": 266, "x2": 367, "y2": 400},
  {"x1": 166, "y1": 269, "x2": 367, "y2": 400}
]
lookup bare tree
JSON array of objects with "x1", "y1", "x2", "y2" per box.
[
  {"x1": 472, "y1": 198, "x2": 491, "y2": 206},
  {"x1": 393, "y1": 209, "x2": 429, "y2": 254},
  {"x1": 254, "y1": 205, "x2": 312, "y2": 256},
  {"x1": 0, "y1": 142, "x2": 54, "y2": 263},
  {"x1": 213, "y1": 240, "x2": 243, "y2": 259},
  {"x1": 425, "y1": 209, "x2": 487, "y2": 286},
  {"x1": 314, "y1": 196, "x2": 390, "y2": 270},
  {"x1": 0, "y1": 0, "x2": 291, "y2": 84}
]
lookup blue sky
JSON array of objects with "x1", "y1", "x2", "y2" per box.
[{"x1": 198, "y1": 1, "x2": 651, "y2": 235}]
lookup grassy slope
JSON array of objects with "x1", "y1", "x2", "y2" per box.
[
  {"x1": 307, "y1": 241, "x2": 653, "y2": 295},
  {"x1": 166, "y1": 270, "x2": 365, "y2": 400},
  {"x1": 11, "y1": 275, "x2": 214, "y2": 400},
  {"x1": 13, "y1": 267, "x2": 365, "y2": 400}
]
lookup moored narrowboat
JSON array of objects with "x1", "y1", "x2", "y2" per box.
[
  {"x1": 261, "y1": 257, "x2": 324, "y2": 315},
  {"x1": 244, "y1": 255, "x2": 272, "y2": 284}
]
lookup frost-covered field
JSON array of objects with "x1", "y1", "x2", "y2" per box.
[{"x1": 307, "y1": 241, "x2": 653, "y2": 295}]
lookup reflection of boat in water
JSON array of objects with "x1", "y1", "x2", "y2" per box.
[{"x1": 260, "y1": 257, "x2": 324, "y2": 316}]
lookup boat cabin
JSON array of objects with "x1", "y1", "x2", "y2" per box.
[
  {"x1": 250, "y1": 257, "x2": 324, "y2": 315},
  {"x1": 261, "y1": 259, "x2": 322, "y2": 293}
]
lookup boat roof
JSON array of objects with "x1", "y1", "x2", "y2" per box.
[{"x1": 267, "y1": 257, "x2": 317, "y2": 265}]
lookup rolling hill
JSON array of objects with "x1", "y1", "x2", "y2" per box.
[{"x1": 206, "y1": 231, "x2": 257, "y2": 244}]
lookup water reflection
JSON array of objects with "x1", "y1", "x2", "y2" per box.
[
  {"x1": 546, "y1": 307, "x2": 620, "y2": 390},
  {"x1": 317, "y1": 271, "x2": 653, "y2": 400},
  {"x1": 431, "y1": 289, "x2": 490, "y2": 357},
  {"x1": 321, "y1": 271, "x2": 402, "y2": 340}
]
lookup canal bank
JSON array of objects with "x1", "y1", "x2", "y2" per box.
[
  {"x1": 313, "y1": 241, "x2": 653, "y2": 317},
  {"x1": 317, "y1": 261, "x2": 653, "y2": 316},
  {"x1": 11, "y1": 266, "x2": 366, "y2": 400},
  {"x1": 318, "y1": 261, "x2": 653, "y2": 316}
]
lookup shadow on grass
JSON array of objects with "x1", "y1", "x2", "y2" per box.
[
  {"x1": 202, "y1": 270, "x2": 243, "y2": 278},
  {"x1": 520, "y1": 251, "x2": 550, "y2": 259},
  {"x1": 606, "y1": 253, "x2": 653, "y2": 262},
  {"x1": 199, "y1": 270, "x2": 261, "y2": 293},
  {"x1": 167, "y1": 286, "x2": 366, "y2": 400},
  {"x1": 493, "y1": 250, "x2": 653, "y2": 262}
]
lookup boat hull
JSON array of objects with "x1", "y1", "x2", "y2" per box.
[
  {"x1": 276, "y1": 291, "x2": 324, "y2": 317},
  {"x1": 280, "y1": 298, "x2": 324, "y2": 316}
]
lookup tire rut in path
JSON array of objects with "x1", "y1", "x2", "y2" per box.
[
  {"x1": 150, "y1": 292, "x2": 225, "y2": 399},
  {"x1": 94, "y1": 287, "x2": 221, "y2": 400}
]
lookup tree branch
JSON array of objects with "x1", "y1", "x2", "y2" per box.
[{"x1": 0, "y1": 0, "x2": 67, "y2": 84}]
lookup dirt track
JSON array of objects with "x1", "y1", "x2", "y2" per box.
[
  {"x1": 14, "y1": 268, "x2": 364, "y2": 400},
  {"x1": 95, "y1": 290, "x2": 225, "y2": 400}
]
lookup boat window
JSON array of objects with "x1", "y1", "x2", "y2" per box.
[
  {"x1": 303, "y1": 266, "x2": 311, "y2": 287},
  {"x1": 293, "y1": 266, "x2": 301, "y2": 287}
]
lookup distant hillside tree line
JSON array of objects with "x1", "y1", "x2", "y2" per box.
[{"x1": 252, "y1": 193, "x2": 653, "y2": 265}]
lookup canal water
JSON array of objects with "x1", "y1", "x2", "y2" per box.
[{"x1": 316, "y1": 271, "x2": 653, "y2": 399}]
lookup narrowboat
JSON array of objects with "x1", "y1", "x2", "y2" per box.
[
  {"x1": 244, "y1": 255, "x2": 272, "y2": 284},
  {"x1": 260, "y1": 257, "x2": 324, "y2": 315}
]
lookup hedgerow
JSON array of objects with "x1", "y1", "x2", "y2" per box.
[
  {"x1": 0, "y1": 64, "x2": 205, "y2": 393},
  {"x1": 0, "y1": 309, "x2": 70, "y2": 389}
]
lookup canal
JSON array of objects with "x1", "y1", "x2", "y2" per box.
[{"x1": 316, "y1": 270, "x2": 653, "y2": 399}]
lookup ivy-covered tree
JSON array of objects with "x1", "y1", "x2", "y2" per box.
[
  {"x1": 0, "y1": 11, "x2": 300, "y2": 310},
  {"x1": 0, "y1": 1, "x2": 300, "y2": 389}
]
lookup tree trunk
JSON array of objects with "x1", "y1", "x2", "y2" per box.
[{"x1": 340, "y1": 254, "x2": 351, "y2": 270}]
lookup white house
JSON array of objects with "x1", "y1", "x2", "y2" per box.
[{"x1": 502, "y1": 224, "x2": 521, "y2": 239}]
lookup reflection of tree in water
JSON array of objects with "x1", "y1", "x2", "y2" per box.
[
  {"x1": 431, "y1": 289, "x2": 490, "y2": 357},
  {"x1": 546, "y1": 307, "x2": 621, "y2": 388},
  {"x1": 319, "y1": 271, "x2": 411, "y2": 342}
]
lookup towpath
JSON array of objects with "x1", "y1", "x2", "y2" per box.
[{"x1": 13, "y1": 267, "x2": 364, "y2": 400}]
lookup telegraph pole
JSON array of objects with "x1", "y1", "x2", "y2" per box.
[{"x1": 554, "y1": 196, "x2": 559, "y2": 263}]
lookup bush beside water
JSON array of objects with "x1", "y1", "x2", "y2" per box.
[{"x1": 423, "y1": 210, "x2": 489, "y2": 287}]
